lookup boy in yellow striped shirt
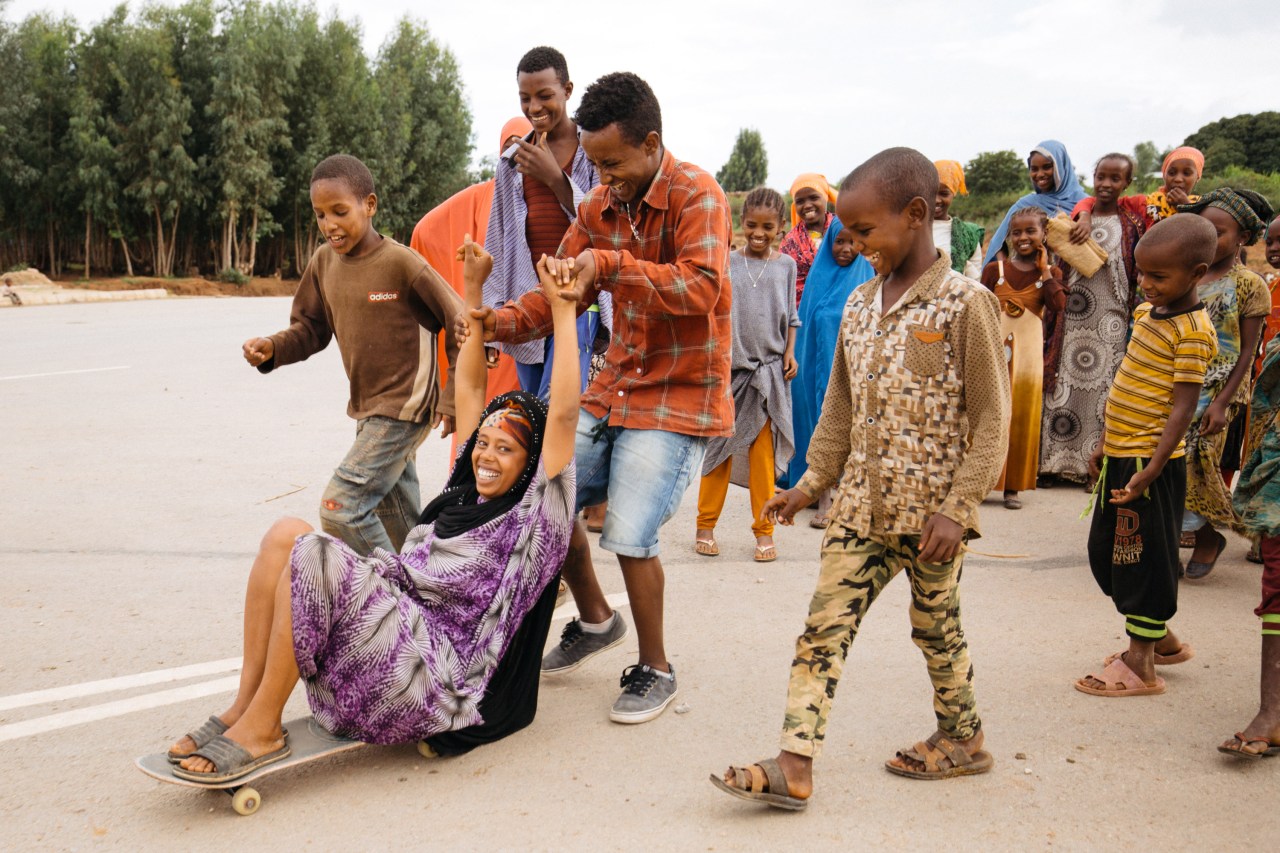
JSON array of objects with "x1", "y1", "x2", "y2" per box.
[{"x1": 1076, "y1": 214, "x2": 1218, "y2": 698}]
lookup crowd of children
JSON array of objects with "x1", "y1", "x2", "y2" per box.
[{"x1": 217, "y1": 41, "x2": 1280, "y2": 809}]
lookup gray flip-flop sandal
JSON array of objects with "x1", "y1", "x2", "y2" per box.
[
  {"x1": 168, "y1": 717, "x2": 290, "y2": 764},
  {"x1": 167, "y1": 716, "x2": 228, "y2": 764},
  {"x1": 171, "y1": 734, "x2": 292, "y2": 785}
]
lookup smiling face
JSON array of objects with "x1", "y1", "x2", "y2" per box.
[
  {"x1": 933, "y1": 184, "x2": 955, "y2": 221},
  {"x1": 1202, "y1": 206, "x2": 1245, "y2": 265},
  {"x1": 517, "y1": 68, "x2": 572, "y2": 136},
  {"x1": 310, "y1": 178, "x2": 378, "y2": 257},
  {"x1": 741, "y1": 205, "x2": 782, "y2": 257},
  {"x1": 1092, "y1": 157, "x2": 1132, "y2": 206},
  {"x1": 1135, "y1": 241, "x2": 1204, "y2": 311},
  {"x1": 1028, "y1": 152, "x2": 1057, "y2": 193},
  {"x1": 1265, "y1": 218, "x2": 1280, "y2": 270},
  {"x1": 581, "y1": 123, "x2": 663, "y2": 205},
  {"x1": 471, "y1": 425, "x2": 529, "y2": 498},
  {"x1": 831, "y1": 228, "x2": 857, "y2": 266},
  {"x1": 793, "y1": 187, "x2": 827, "y2": 229},
  {"x1": 835, "y1": 184, "x2": 926, "y2": 276},
  {"x1": 1164, "y1": 158, "x2": 1200, "y2": 194},
  {"x1": 1007, "y1": 212, "x2": 1046, "y2": 259}
]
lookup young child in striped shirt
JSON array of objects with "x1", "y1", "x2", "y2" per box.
[{"x1": 1075, "y1": 214, "x2": 1218, "y2": 698}]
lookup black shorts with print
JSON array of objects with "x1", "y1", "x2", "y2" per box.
[{"x1": 1087, "y1": 455, "x2": 1186, "y2": 633}]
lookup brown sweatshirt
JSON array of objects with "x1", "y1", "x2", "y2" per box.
[{"x1": 262, "y1": 237, "x2": 461, "y2": 422}]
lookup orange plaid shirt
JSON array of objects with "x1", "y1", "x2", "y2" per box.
[{"x1": 492, "y1": 148, "x2": 734, "y2": 437}]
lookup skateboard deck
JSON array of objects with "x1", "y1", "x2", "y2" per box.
[{"x1": 136, "y1": 716, "x2": 367, "y2": 815}]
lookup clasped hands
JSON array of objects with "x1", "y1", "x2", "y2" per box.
[{"x1": 453, "y1": 246, "x2": 593, "y2": 349}]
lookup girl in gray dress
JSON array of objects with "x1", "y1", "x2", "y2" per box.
[{"x1": 695, "y1": 188, "x2": 799, "y2": 562}]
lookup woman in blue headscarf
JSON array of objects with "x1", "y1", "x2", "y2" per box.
[
  {"x1": 781, "y1": 220, "x2": 876, "y2": 525},
  {"x1": 982, "y1": 140, "x2": 1088, "y2": 266}
]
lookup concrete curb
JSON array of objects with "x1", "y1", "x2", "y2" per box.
[{"x1": 1, "y1": 287, "x2": 169, "y2": 307}]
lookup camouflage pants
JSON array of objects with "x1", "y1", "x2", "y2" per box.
[{"x1": 779, "y1": 525, "x2": 980, "y2": 758}]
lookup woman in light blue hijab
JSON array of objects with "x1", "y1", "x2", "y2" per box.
[
  {"x1": 982, "y1": 140, "x2": 1088, "y2": 265},
  {"x1": 781, "y1": 220, "x2": 876, "y2": 514}
]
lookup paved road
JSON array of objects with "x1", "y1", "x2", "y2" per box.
[{"x1": 0, "y1": 298, "x2": 1272, "y2": 850}]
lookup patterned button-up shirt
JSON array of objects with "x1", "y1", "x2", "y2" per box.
[
  {"x1": 492, "y1": 148, "x2": 734, "y2": 437},
  {"x1": 796, "y1": 254, "x2": 1010, "y2": 538}
]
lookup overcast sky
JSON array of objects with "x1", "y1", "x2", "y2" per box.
[{"x1": 7, "y1": 0, "x2": 1276, "y2": 190}]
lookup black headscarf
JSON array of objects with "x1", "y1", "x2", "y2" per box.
[
  {"x1": 1178, "y1": 187, "x2": 1275, "y2": 245},
  {"x1": 418, "y1": 391, "x2": 548, "y2": 539}
]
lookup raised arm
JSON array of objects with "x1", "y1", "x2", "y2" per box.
[
  {"x1": 454, "y1": 235, "x2": 493, "y2": 440},
  {"x1": 537, "y1": 254, "x2": 582, "y2": 479}
]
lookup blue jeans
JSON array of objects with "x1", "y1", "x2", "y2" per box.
[
  {"x1": 573, "y1": 409, "x2": 707, "y2": 558},
  {"x1": 319, "y1": 416, "x2": 429, "y2": 554},
  {"x1": 514, "y1": 310, "x2": 600, "y2": 401}
]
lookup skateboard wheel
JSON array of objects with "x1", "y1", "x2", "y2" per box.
[
  {"x1": 231, "y1": 786, "x2": 261, "y2": 816},
  {"x1": 416, "y1": 741, "x2": 440, "y2": 759}
]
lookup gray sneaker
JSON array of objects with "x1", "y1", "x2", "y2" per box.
[
  {"x1": 609, "y1": 664, "x2": 678, "y2": 724},
  {"x1": 541, "y1": 612, "x2": 627, "y2": 675}
]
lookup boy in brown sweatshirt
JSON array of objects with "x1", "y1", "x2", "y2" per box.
[{"x1": 243, "y1": 154, "x2": 462, "y2": 554}]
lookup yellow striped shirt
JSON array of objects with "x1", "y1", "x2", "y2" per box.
[{"x1": 1102, "y1": 303, "x2": 1217, "y2": 458}]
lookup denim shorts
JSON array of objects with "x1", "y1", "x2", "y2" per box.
[{"x1": 574, "y1": 409, "x2": 707, "y2": 559}]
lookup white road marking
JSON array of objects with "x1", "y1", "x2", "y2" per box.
[
  {"x1": 0, "y1": 676, "x2": 241, "y2": 743},
  {"x1": 0, "y1": 657, "x2": 242, "y2": 712},
  {"x1": 0, "y1": 365, "x2": 130, "y2": 382},
  {"x1": 0, "y1": 591, "x2": 633, "y2": 742}
]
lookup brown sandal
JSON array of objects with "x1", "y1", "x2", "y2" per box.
[
  {"x1": 709, "y1": 758, "x2": 808, "y2": 810},
  {"x1": 885, "y1": 731, "x2": 994, "y2": 780},
  {"x1": 1218, "y1": 732, "x2": 1280, "y2": 760},
  {"x1": 1074, "y1": 657, "x2": 1165, "y2": 697},
  {"x1": 754, "y1": 544, "x2": 777, "y2": 562},
  {"x1": 695, "y1": 538, "x2": 719, "y2": 557}
]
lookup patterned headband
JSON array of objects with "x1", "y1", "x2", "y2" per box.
[{"x1": 480, "y1": 401, "x2": 533, "y2": 450}]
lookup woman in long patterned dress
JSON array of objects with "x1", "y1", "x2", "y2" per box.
[
  {"x1": 166, "y1": 241, "x2": 580, "y2": 783},
  {"x1": 1177, "y1": 189, "x2": 1273, "y2": 578},
  {"x1": 1040, "y1": 156, "x2": 1146, "y2": 482},
  {"x1": 979, "y1": 208, "x2": 1065, "y2": 509}
]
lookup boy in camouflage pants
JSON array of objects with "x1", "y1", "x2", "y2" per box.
[{"x1": 712, "y1": 148, "x2": 1009, "y2": 811}]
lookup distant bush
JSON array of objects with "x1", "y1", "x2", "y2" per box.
[
  {"x1": 218, "y1": 267, "x2": 250, "y2": 286},
  {"x1": 1196, "y1": 167, "x2": 1280, "y2": 206},
  {"x1": 950, "y1": 190, "x2": 1026, "y2": 233}
]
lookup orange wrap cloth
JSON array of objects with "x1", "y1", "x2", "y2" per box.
[
  {"x1": 1162, "y1": 146, "x2": 1204, "y2": 179},
  {"x1": 934, "y1": 160, "x2": 968, "y2": 196},
  {"x1": 789, "y1": 173, "x2": 837, "y2": 228},
  {"x1": 499, "y1": 116, "x2": 533, "y2": 151},
  {"x1": 409, "y1": 117, "x2": 532, "y2": 406}
]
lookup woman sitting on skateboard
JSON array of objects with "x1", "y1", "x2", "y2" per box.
[{"x1": 167, "y1": 239, "x2": 581, "y2": 783}]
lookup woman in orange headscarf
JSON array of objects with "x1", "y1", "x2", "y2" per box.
[
  {"x1": 932, "y1": 160, "x2": 985, "y2": 279},
  {"x1": 410, "y1": 117, "x2": 532, "y2": 404},
  {"x1": 778, "y1": 173, "x2": 837, "y2": 305},
  {"x1": 1071, "y1": 145, "x2": 1205, "y2": 235}
]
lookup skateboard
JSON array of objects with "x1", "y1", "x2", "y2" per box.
[{"x1": 136, "y1": 716, "x2": 385, "y2": 815}]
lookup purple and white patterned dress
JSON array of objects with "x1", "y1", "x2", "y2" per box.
[{"x1": 289, "y1": 460, "x2": 575, "y2": 744}]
